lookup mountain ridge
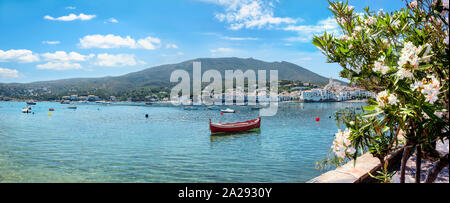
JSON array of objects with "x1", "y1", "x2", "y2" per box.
[{"x1": 0, "y1": 57, "x2": 344, "y2": 99}]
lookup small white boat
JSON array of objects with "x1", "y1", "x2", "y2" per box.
[
  {"x1": 250, "y1": 105, "x2": 262, "y2": 110},
  {"x1": 68, "y1": 105, "x2": 77, "y2": 109},
  {"x1": 183, "y1": 106, "x2": 198, "y2": 110},
  {"x1": 221, "y1": 108, "x2": 235, "y2": 113},
  {"x1": 207, "y1": 105, "x2": 220, "y2": 110},
  {"x1": 22, "y1": 106, "x2": 31, "y2": 113}
]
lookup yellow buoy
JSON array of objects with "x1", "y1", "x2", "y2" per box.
[{"x1": 48, "y1": 112, "x2": 51, "y2": 116}]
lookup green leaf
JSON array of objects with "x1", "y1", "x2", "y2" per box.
[{"x1": 363, "y1": 105, "x2": 377, "y2": 111}]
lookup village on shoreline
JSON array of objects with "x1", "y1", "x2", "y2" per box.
[{"x1": 0, "y1": 78, "x2": 373, "y2": 104}]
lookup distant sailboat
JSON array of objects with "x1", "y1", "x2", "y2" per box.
[{"x1": 22, "y1": 106, "x2": 32, "y2": 113}]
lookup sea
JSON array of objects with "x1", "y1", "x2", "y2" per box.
[{"x1": 0, "y1": 101, "x2": 366, "y2": 182}]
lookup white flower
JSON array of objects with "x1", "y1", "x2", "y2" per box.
[
  {"x1": 338, "y1": 34, "x2": 352, "y2": 41},
  {"x1": 378, "y1": 9, "x2": 384, "y2": 16},
  {"x1": 434, "y1": 111, "x2": 445, "y2": 119},
  {"x1": 354, "y1": 26, "x2": 362, "y2": 32},
  {"x1": 398, "y1": 41, "x2": 421, "y2": 69},
  {"x1": 387, "y1": 94, "x2": 400, "y2": 105},
  {"x1": 396, "y1": 68, "x2": 414, "y2": 79},
  {"x1": 373, "y1": 56, "x2": 390, "y2": 74},
  {"x1": 345, "y1": 147, "x2": 356, "y2": 155},
  {"x1": 377, "y1": 90, "x2": 399, "y2": 107},
  {"x1": 410, "y1": 80, "x2": 423, "y2": 91},
  {"x1": 364, "y1": 16, "x2": 377, "y2": 26},
  {"x1": 421, "y1": 76, "x2": 440, "y2": 104},
  {"x1": 411, "y1": 76, "x2": 441, "y2": 104},
  {"x1": 331, "y1": 128, "x2": 355, "y2": 158},
  {"x1": 410, "y1": 1, "x2": 418, "y2": 8}
]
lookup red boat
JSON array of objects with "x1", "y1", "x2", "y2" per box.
[{"x1": 209, "y1": 117, "x2": 261, "y2": 133}]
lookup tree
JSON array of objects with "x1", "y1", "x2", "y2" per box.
[{"x1": 313, "y1": 0, "x2": 449, "y2": 183}]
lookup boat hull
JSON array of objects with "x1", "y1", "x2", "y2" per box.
[{"x1": 210, "y1": 117, "x2": 261, "y2": 133}]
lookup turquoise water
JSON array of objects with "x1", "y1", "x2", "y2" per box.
[{"x1": 0, "y1": 101, "x2": 365, "y2": 182}]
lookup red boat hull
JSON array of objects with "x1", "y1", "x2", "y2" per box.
[{"x1": 210, "y1": 117, "x2": 261, "y2": 133}]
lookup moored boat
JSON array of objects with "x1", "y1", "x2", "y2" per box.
[
  {"x1": 68, "y1": 105, "x2": 77, "y2": 109},
  {"x1": 250, "y1": 105, "x2": 262, "y2": 110},
  {"x1": 220, "y1": 108, "x2": 235, "y2": 113},
  {"x1": 21, "y1": 106, "x2": 32, "y2": 113},
  {"x1": 207, "y1": 105, "x2": 220, "y2": 110},
  {"x1": 183, "y1": 106, "x2": 198, "y2": 110},
  {"x1": 26, "y1": 101, "x2": 36, "y2": 105},
  {"x1": 209, "y1": 117, "x2": 261, "y2": 134}
]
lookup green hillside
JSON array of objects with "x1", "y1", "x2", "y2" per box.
[{"x1": 0, "y1": 57, "x2": 341, "y2": 100}]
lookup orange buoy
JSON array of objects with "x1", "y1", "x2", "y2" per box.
[
  {"x1": 316, "y1": 117, "x2": 320, "y2": 122},
  {"x1": 49, "y1": 108, "x2": 54, "y2": 111}
]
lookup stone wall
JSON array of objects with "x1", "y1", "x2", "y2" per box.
[{"x1": 308, "y1": 149, "x2": 404, "y2": 183}]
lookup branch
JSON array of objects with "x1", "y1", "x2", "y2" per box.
[{"x1": 425, "y1": 153, "x2": 449, "y2": 183}]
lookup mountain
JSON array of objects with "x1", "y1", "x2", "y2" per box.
[{"x1": 0, "y1": 57, "x2": 341, "y2": 99}]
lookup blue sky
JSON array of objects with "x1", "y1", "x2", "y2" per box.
[{"x1": 0, "y1": 0, "x2": 406, "y2": 83}]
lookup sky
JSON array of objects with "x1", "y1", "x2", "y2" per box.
[{"x1": 0, "y1": 0, "x2": 406, "y2": 83}]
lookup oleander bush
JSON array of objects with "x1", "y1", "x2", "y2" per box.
[{"x1": 314, "y1": 0, "x2": 449, "y2": 183}]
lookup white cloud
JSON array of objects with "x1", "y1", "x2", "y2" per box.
[
  {"x1": 137, "y1": 37, "x2": 161, "y2": 50},
  {"x1": 36, "y1": 62, "x2": 82, "y2": 70},
  {"x1": 79, "y1": 34, "x2": 135, "y2": 49},
  {"x1": 210, "y1": 47, "x2": 241, "y2": 56},
  {"x1": 79, "y1": 34, "x2": 161, "y2": 50},
  {"x1": 283, "y1": 17, "x2": 340, "y2": 42},
  {"x1": 41, "y1": 51, "x2": 94, "y2": 62},
  {"x1": 222, "y1": 36, "x2": 259, "y2": 40},
  {"x1": 94, "y1": 53, "x2": 145, "y2": 67},
  {"x1": 0, "y1": 67, "x2": 19, "y2": 78},
  {"x1": 0, "y1": 49, "x2": 40, "y2": 63},
  {"x1": 65, "y1": 6, "x2": 76, "y2": 10},
  {"x1": 207, "y1": 0, "x2": 297, "y2": 30},
  {"x1": 106, "y1": 18, "x2": 119, "y2": 23},
  {"x1": 42, "y1": 41, "x2": 60, "y2": 45},
  {"x1": 210, "y1": 47, "x2": 234, "y2": 53},
  {"x1": 44, "y1": 13, "x2": 96, "y2": 21},
  {"x1": 165, "y1": 43, "x2": 179, "y2": 49}
]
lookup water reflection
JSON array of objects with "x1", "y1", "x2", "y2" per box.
[{"x1": 210, "y1": 130, "x2": 261, "y2": 144}]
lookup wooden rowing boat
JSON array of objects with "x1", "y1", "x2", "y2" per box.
[{"x1": 209, "y1": 117, "x2": 261, "y2": 133}]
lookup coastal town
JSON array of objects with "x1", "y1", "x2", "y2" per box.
[{"x1": 53, "y1": 78, "x2": 374, "y2": 104}]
